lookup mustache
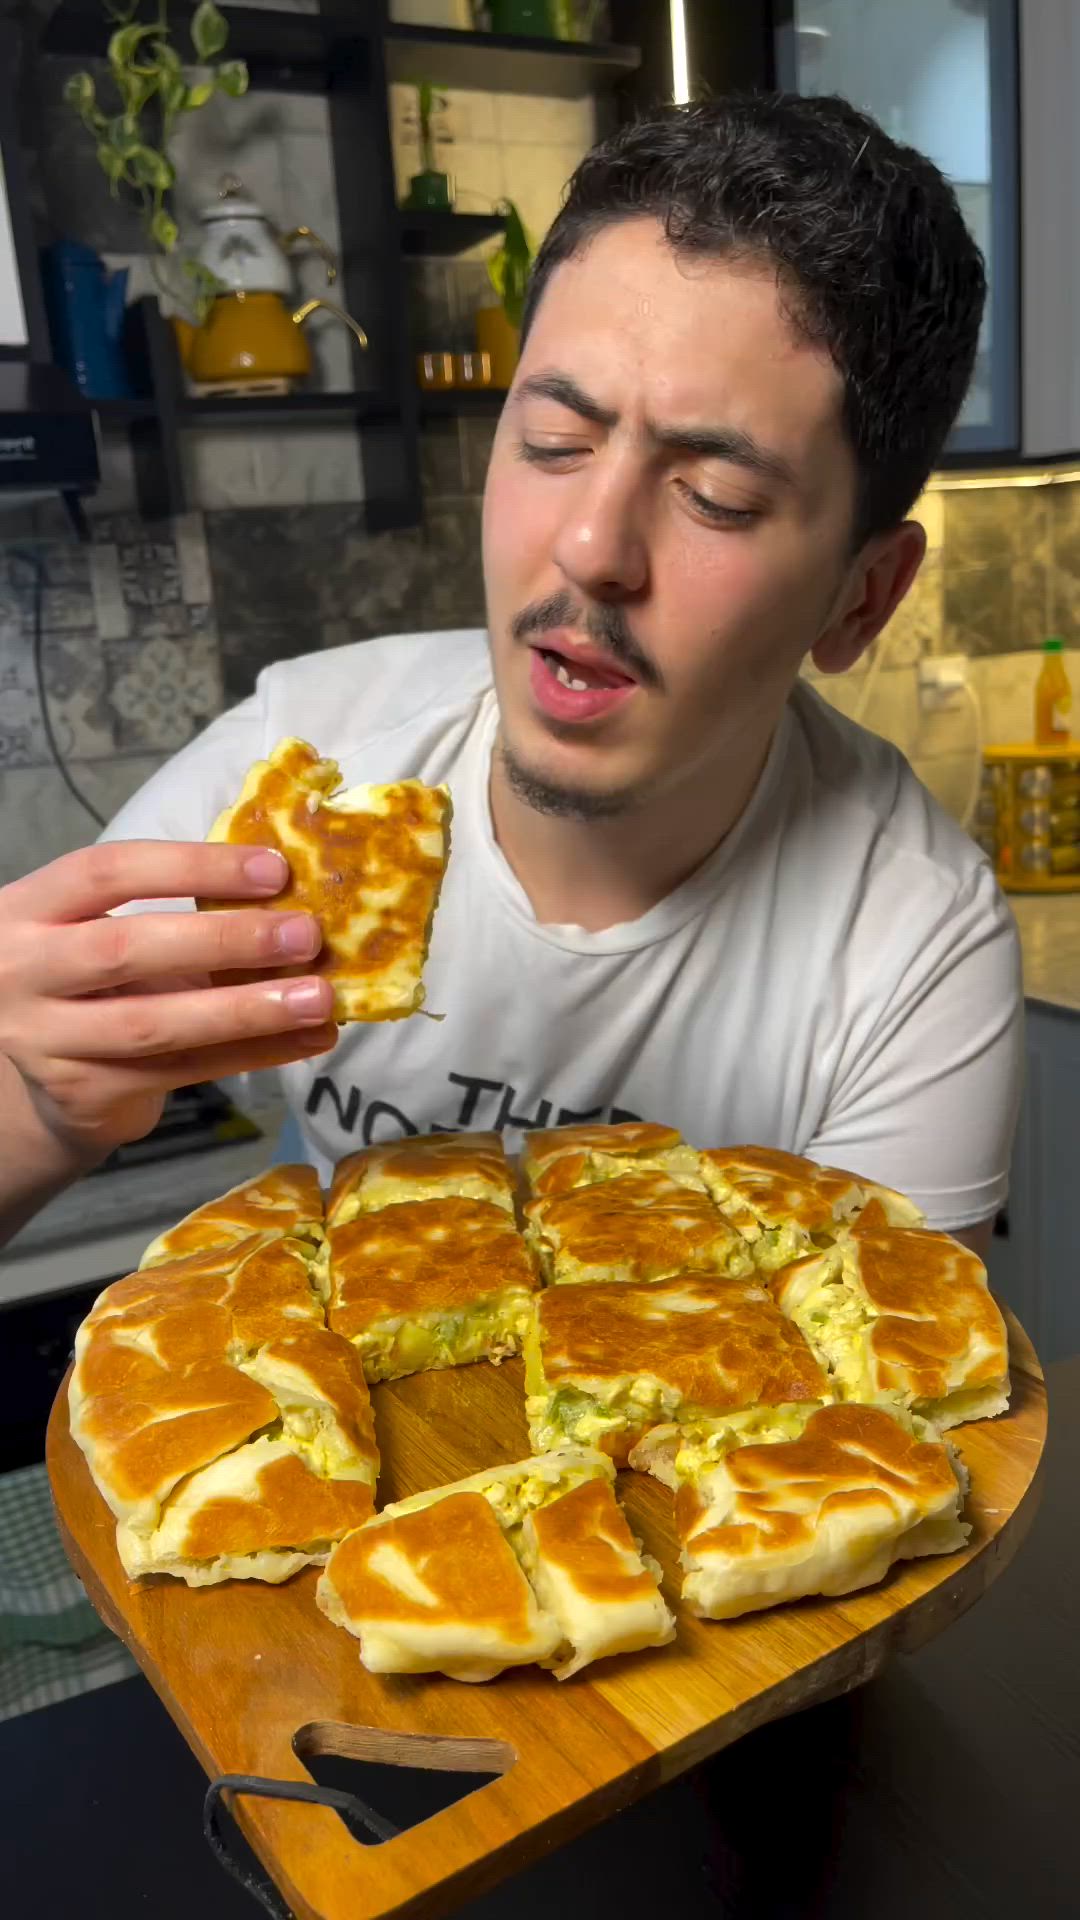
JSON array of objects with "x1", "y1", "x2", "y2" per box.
[{"x1": 510, "y1": 589, "x2": 663, "y2": 691}]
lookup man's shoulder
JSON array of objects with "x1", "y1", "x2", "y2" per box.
[{"x1": 258, "y1": 627, "x2": 491, "y2": 757}]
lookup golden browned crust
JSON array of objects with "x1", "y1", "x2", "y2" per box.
[
  {"x1": 522, "y1": 1121, "x2": 695, "y2": 1198},
  {"x1": 532, "y1": 1274, "x2": 830, "y2": 1410},
  {"x1": 139, "y1": 1165, "x2": 324, "y2": 1268},
  {"x1": 177, "y1": 1448, "x2": 376, "y2": 1561},
  {"x1": 327, "y1": 1130, "x2": 514, "y2": 1223},
  {"x1": 771, "y1": 1222, "x2": 1010, "y2": 1421},
  {"x1": 321, "y1": 1491, "x2": 542, "y2": 1640},
  {"x1": 327, "y1": 1197, "x2": 537, "y2": 1338},
  {"x1": 699, "y1": 1146, "x2": 924, "y2": 1242},
  {"x1": 252, "y1": 1324, "x2": 379, "y2": 1476},
  {"x1": 72, "y1": 1361, "x2": 279, "y2": 1525},
  {"x1": 678, "y1": 1402, "x2": 963, "y2": 1563},
  {"x1": 199, "y1": 737, "x2": 451, "y2": 1023},
  {"x1": 69, "y1": 1227, "x2": 378, "y2": 1569},
  {"x1": 526, "y1": 1170, "x2": 751, "y2": 1286},
  {"x1": 843, "y1": 1222, "x2": 1009, "y2": 1404},
  {"x1": 527, "y1": 1477, "x2": 660, "y2": 1607}
]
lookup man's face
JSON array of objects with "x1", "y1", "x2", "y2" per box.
[{"x1": 482, "y1": 218, "x2": 861, "y2": 818}]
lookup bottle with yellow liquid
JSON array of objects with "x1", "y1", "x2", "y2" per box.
[{"x1": 1034, "y1": 637, "x2": 1072, "y2": 746}]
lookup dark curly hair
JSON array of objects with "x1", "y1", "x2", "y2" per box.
[{"x1": 521, "y1": 94, "x2": 986, "y2": 547}]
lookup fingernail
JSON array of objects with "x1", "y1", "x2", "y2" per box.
[
  {"x1": 244, "y1": 849, "x2": 288, "y2": 891},
  {"x1": 273, "y1": 914, "x2": 319, "y2": 958},
  {"x1": 282, "y1": 979, "x2": 332, "y2": 1022}
]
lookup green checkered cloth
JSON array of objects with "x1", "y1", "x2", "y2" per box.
[{"x1": 0, "y1": 1463, "x2": 135, "y2": 1723}]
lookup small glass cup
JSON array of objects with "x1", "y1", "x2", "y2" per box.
[
  {"x1": 417, "y1": 351, "x2": 455, "y2": 390},
  {"x1": 453, "y1": 350, "x2": 493, "y2": 389}
]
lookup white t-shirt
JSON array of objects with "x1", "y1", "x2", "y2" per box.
[{"x1": 101, "y1": 628, "x2": 1022, "y2": 1230}]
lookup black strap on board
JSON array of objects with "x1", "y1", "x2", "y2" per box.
[{"x1": 203, "y1": 1771, "x2": 400, "y2": 1917}]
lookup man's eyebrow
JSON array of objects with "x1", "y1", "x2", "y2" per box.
[
  {"x1": 515, "y1": 373, "x2": 795, "y2": 486},
  {"x1": 651, "y1": 422, "x2": 796, "y2": 486},
  {"x1": 514, "y1": 372, "x2": 618, "y2": 429}
]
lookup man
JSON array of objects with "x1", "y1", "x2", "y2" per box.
[{"x1": 0, "y1": 94, "x2": 1020, "y2": 1257}]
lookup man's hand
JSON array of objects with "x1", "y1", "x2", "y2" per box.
[{"x1": 0, "y1": 840, "x2": 337, "y2": 1170}]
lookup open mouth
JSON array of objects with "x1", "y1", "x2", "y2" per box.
[
  {"x1": 527, "y1": 636, "x2": 640, "y2": 724},
  {"x1": 534, "y1": 642, "x2": 636, "y2": 691}
]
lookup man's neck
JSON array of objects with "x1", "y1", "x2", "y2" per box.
[{"x1": 488, "y1": 722, "x2": 777, "y2": 933}]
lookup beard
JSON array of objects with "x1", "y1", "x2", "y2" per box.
[
  {"x1": 497, "y1": 737, "x2": 649, "y2": 821},
  {"x1": 495, "y1": 588, "x2": 661, "y2": 820}
]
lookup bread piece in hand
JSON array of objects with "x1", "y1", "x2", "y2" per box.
[{"x1": 199, "y1": 737, "x2": 451, "y2": 1023}]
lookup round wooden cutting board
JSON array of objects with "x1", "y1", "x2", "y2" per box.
[{"x1": 48, "y1": 1310, "x2": 1046, "y2": 1920}]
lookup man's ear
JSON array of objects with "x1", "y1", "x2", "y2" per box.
[{"x1": 811, "y1": 521, "x2": 927, "y2": 676}]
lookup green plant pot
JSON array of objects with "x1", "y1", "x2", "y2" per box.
[
  {"x1": 489, "y1": 0, "x2": 555, "y2": 37},
  {"x1": 404, "y1": 170, "x2": 454, "y2": 212}
]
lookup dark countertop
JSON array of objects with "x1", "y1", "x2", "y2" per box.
[{"x1": 5, "y1": 1357, "x2": 1078, "y2": 1920}]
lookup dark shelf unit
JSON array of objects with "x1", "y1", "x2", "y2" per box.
[
  {"x1": 42, "y1": 1, "x2": 365, "y2": 92},
  {"x1": 38, "y1": 2, "x2": 642, "y2": 522},
  {"x1": 398, "y1": 210, "x2": 506, "y2": 256},
  {"x1": 179, "y1": 390, "x2": 398, "y2": 424},
  {"x1": 91, "y1": 397, "x2": 158, "y2": 424},
  {"x1": 384, "y1": 21, "x2": 640, "y2": 98},
  {"x1": 418, "y1": 388, "x2": 508, "y2": 417}
]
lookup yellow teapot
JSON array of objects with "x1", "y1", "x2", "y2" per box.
[{"x1": 175, "y1": 177, "x2": 368, "y2": 390}]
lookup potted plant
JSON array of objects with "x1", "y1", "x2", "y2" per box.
[
  {"x1": 486, "y1": 1, "x2": 555, "y2": 35},
  {"x1": 63, "y1": 0, "x2": 248, "y2": 323},
  {"x1": 475, "y1": 200, "x2": 533, "y2": 388},
  {"x1": 401, "y1": 81, "x2": 454, "y2": 213}
]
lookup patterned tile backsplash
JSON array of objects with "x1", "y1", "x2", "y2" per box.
[{"x1": 0, "y1": 477, "x2": 487, "y2": 883}]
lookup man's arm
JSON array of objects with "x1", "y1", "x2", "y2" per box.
[{"x1": 0, "y1": 1053, "x2": 108, "y2": 1246}]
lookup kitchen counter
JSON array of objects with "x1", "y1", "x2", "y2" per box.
[
  {"x1": 0, "y1": 1084, "x2": 286, "y2": 1310},
  {"x1": 1010, "y1": 893, "x2": 1080, "y2": 1013}
]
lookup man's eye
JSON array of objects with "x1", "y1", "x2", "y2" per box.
[
  {"x1": 676, "y1": 480, "x2": 757, "y2": 527},
  {"x1": 517, "y1": 441, "x2": 589, "y2": 466}
]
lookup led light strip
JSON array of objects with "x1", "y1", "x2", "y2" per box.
[
  {"x1": 670, "y1": 0, "x2": 690, "y2": 104},
  {"x1": 927, "y1": 465, "x2": 1080, "y2": 492}
]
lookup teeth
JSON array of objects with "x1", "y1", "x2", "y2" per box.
[{"x1": 553, "y1": 661, "x2": 590, "y2": 691}]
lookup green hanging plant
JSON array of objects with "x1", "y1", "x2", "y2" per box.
[
  {"x1": 486, "y1": 200, "x2": 533, "y2": 330},
  {"x1": 63, "y1": 0, "x2": 249, "y2": 320}
]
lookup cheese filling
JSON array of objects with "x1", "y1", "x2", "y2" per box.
[
  {"x1": 352, "y1": 1294, "x2": 534, "y2": 1383},
  {"x1": 528, "y1": 1377, "x2": 687, "y2": 1453},
  {"x1": 790, "y1": 1279, "x2": 873, "y2": 1393}
]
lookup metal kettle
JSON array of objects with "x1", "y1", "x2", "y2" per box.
[{"x1": 177, "y1": 177, "x2": 367, "y2": 390}]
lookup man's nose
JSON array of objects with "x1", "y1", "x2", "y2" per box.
[{"x1": 551, "y1": 464, "x2": 648, "y2": 600}]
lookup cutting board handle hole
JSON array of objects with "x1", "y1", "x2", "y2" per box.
[{"x1": 293, "y1": 1722, "x2": 514, "y2": 1847}]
